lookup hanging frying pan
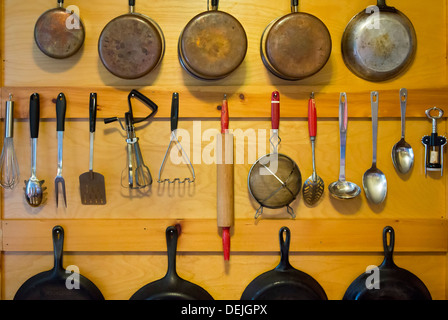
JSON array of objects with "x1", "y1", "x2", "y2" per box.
[
  {"x1": 260, "y1": 0, "x2": 332, "y2": 80},
  {"x1": 343, "y1": 226, "x2": 432, "y2": 300},
  {"x1": 241, "y1": 226, "x2": 327, "y2": 300},
  {"x1": 34, "y1": 0, "x2": 85, "y2": 59},
  {"x1": 178, "y1": 0, "x2": 247, "y2": 80},
  {"x1": 130, "y1": 226, "x2": 214, "y2": 300},
  {"x1": 341, "y1": 0, "x2": 417, "y2": 82},
  {"x1": 98, "y1": 0, "x2": 165, "y2": 79},
  {"x1": 14, "y1": 226, "x2": 104, "y2": 300}
]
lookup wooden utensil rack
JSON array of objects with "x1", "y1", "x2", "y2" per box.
[{"x1": 1, "y1": 0, "x2": 448, "y2": 299}]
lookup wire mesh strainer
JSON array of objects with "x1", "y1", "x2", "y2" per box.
[{"x1": 247, "y1": 92, "x2": 302, "y2": 218}]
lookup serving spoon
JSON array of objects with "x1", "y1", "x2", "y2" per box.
[
  {"x1": 391, "y1": 88, "x2": 414, "y2": 174},
  {"x1": 363, "y1": 91, "x2": 387, "y2": 205}
]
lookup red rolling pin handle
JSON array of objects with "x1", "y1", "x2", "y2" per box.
[
  {"x1": 308, "y1": 92, "x2": 317, "y2": 138},
  {"x1": 271, "y1": 91, "x2": 280, "y2": 130}
]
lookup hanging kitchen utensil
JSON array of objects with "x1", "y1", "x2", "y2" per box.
[
  {"x1": 343, "y1": 226, "x2": 432, "y2": 300},
  {"x1": 0, "y1": 94, "x2": 19, "y2": 189},
  {"x1": 98, "y1": 0, "x2": 165, "y2": 79},
  {"x1": 328, "y1": 93, "x2": 361, "y2": 200},
  {"x1": 178, "y1": 0, "x2": 247, "y2": 80},
  {"x1": 422, "y1": 107, "x2": 446, "y2": 177},
  {"x1": 216, "y1": 94, "x2": 234, "y2": 261},
  {"x1": 247, "y1": 91, "x2": 302, "y2": 219},
  {"x1": 302, "y1": 93, "x2": 324, "y2": 206},
  {"x1": 130, "y1": 226, "x2": 214, "y2": 300},
  {"x1": 34, "y1": 0, "x2": 85, "y2": 59},
  {"x1": 341, "y1": 0, "x2": 417, "y2": 82},
  {"x1": 241, "y1": 226, "x2": 327, "y2": 300},
  {"x1": 24, "y1": 93, "x2": 46, "y2": 207},
  {"x1": 260, "y1": 0, "x2": 332, "y2": 80},
  {"x1": 54, "y1": 93, "x2": 67, "y2": 208},
  {"x1": 157, "y1": 93, "x2": 195, "y2": 184},
  {"x1": 79, "y1": 93, "x2": 106, "y2": 205},
  {"x1": 14, "y1": 226, "x2": 104, "y2": 300},
  {"x1": 104, "y1": 89, "x2": 158, "y2": 189}
]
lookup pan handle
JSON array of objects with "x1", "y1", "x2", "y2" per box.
[
  {"x1": 52, "y1": 226, "x2": 65, "y2": 272},
  {"x1": 291, "y1": 0, "x2": 298, "y2": 13},
  {"x1": 276, "y1": 227, "x2": 293, "y2": 271},
  {"x1": 129, "y1": 0, "x2": 135, "y2": 13},
  {"x1": 165, "y1": 226, "x2": 180, "y2": 279},
  {"x1": 382, "y1": 226, "x2": 395, "y2": 267},
  {"x1": 376, "y1": 0, "x2": 396, "y2": 12},
  {"x1": 209, "y1": 0, "x2": 219, "y2": 10}
]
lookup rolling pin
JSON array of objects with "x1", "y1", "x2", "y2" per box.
[{"x1": 217, "y1": 94, "x2": 234, "y2": 261}]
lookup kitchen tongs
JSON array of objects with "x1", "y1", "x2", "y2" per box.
[
  {"x1": 157, "y1": 92, "x2": 195, "y2": 184},
  {"x1": 104, "y1": 90, "x2": 158, "y2": 189}
]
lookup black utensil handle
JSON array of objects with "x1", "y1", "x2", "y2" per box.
[
  {"x1": 89, "y1": 93, "x2": 97, "y2": 133},
  {"x1": 29, "y1": 93, "x2": 40, "y2": 139},
  {"x1": 104, "y1": 117, "x2": 118, "y2": 124},
  {"x1": 128, "y1": 89, "x2": 158, "y2": 124},
  {"x1": 56, "y1": 93, "x2": 66, "y2": 132},
  {"x1": 277, "y1": 226, "x2": 293, "y2": 271},
  {"x1": 129, "y1": 0, "x2": 135, "y2": 6},
  {"x1": 211, "y1": 0, "x2": 219, "y2": 8},
  {"x1": 165, "y1": 226, "x2": 179, "y2": 278},
  {"x1": 383, "y1": 226, "x2": 395, "y2": 264},
  {"x1": 291, "y1": 0, "x2": 298, "y2": 6},
  {"x1": 171, "y1": 93, "x2": 179, "y2": 132},
  {"x1": 52, "y1": 225, "x2": 64, "y2": 271}
]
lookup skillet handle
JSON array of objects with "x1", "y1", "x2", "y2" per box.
[
  {"x1": 52, "y1": 226, "x2": 64, "y2": 272},
  {"x1": 165, "y1": 226, "x2": 179, "y2": 278},
  {"x1": 210, "y1": 0, "x2": 219, "y2": 10},
  {"x1": 376, "y1": 0, "x2": 396, "y2": 12},
  {"x1": 382, "y1": 226, "x2": 395, "y2": 266},
  {"x1": 277, "y1": 227, "x2": 293, "y2": 271},
  {"x1": 291, "y1": 0, "x2": 298, "y2": 12}
]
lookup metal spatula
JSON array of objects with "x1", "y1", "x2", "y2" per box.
[{"x1": 79, "y1": 93, "x2": 106, "y2": 205}]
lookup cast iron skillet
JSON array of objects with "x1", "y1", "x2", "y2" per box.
[
  {"x1": 343, "y1": 226, "x2": 432, "y2": 300},
  {"x1": 34, "y1": 0, "x2": 85, "y2": 59},
  {"x1": 130, "y1": 226, "x2": 214, "y2": 300},
  {"x1": 178, "y1": 0, "x2": 247, "y2": 80},
  {"x1": 14, "y1": 226, "x2": 104, "y2": 300},
  {"x1": 341, "y1": 0, "x2": 416, "y2": 82},
  {"x1": 260, "y1": 0, "x2": 332, "y2": 80},
  {"x1": 241, "y1": 226, "x2": 327, "y2": 300},
  {"x1": 98, "y1": 0, "x2": 165, "y2": 79}
]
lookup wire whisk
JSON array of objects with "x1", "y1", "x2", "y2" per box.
[{"x1": 0, "y1": 94, "x2": 20, "y2": 189}]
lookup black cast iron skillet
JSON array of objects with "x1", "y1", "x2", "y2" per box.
[
  {"x1": 14, "y1": 226, "x2": 104, "y2": 300},
  {"x1": 241, "y1": 226, "x2": 327, "y2": 300},
  {"x1": 130, "y1": 226, "x2": 214, "y2": 300},
  {"x1": 343, "y1": 226, "x2": 431, "y2": 300}
]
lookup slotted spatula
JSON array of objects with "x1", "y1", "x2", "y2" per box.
[{"x1": 79, "y1": 93, "x2": 106, "y2": 205}]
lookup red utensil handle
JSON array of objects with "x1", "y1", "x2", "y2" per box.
[
  {"x1": 271, "y1": 91, "x2": 280, "y2": 130},
  {"x1": 308, "y1": 92, "x2": 317, "y2": 138},
  {"x1": 221, "y1": 95, "x2": 229, "y2": 133}
]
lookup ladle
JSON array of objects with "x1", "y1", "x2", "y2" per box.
[
  {"x1": 363, "y1": 91, "x2": 387, "y2": 205},
  {"x1": 391, "y1": 88, "x2": 414, "y2": 174},
  {"x1": 328, "y1": 93, "x2": 361, "y2": 200}
]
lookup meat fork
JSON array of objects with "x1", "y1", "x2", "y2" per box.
[{"x1": 55, "y1": 93, "x2": 67, "y2": 207}]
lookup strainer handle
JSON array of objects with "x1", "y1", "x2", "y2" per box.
[{"x1": 271, "y1": 91, "x2": 280, "y2": 130}]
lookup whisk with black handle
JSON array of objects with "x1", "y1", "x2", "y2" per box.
[{"x1": 0, "y1": 94, "x2": 19, "y2": 189}]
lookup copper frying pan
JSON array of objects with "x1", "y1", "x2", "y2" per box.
[
  {"x1": 260, "y1": 0, "x2": 332, "y2": 80},
  {"x1": 34, "y1": 0, "x2": 85, "y2": 59},
  {"x1": 178, "y1": 0, "x2": 247, "y2": 80},
  {"x1": 98, "y1": 0, "x2": 165, "y2": 79}
]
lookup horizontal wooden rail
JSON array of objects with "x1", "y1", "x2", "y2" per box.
[
  {"x1": 2, "y1": 87, "x2": 448, "y2": 119},
  {"x1": 2, "y1": 219, "x2": 447, "y2": 253}
]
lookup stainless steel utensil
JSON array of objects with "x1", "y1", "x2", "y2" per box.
[
  {"x1": 303, "y1": 93, "x2": 324, "y2": 206},
  {"x1": 391, "y1": 88, "x2": 414, "y2": 174},
  {"x1": 328, "y1": 93, "x2": 361, "y2": 200},
  {"x1": 25, "y1": 93, "x2": 46, "y2": 207},
  {"x1": 54, "y1": 93, "x2": 67, "y2": 207},
  {"x1": 158, "y1": 93, "x2": 195, "y2": 184},
  {"x1": 363, "y1": 91, "x2": 387, "y2": 205},
  {"x1": 1, "y1": 94, "x2": 19, "y2": 189},
  {"x1": 79, "y1": 93, "x2": 106, "y2": 204}
]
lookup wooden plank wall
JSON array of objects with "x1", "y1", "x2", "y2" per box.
[{"x1": 1, "y1": 0, "x2": 448, "y2": 300}]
